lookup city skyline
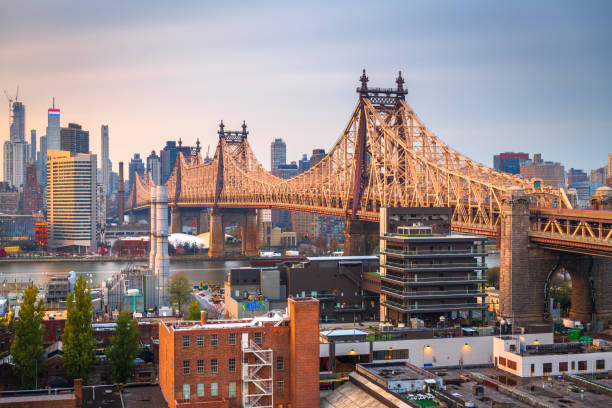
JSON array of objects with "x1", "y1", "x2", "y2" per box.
[{"x1": 2, "y1": 1, "x2": 612, "y2": 176}]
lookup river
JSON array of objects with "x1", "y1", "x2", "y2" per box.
[{"x1": 0, "y1": 253, "x2": 499, "y2": 288}]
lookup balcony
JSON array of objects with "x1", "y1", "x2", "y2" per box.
[
  {"x1": 382, "y1": 299, "x2": 487, "y2": 313},
  {"x1": 334, "y1": 304, "x2": 366, "y2": 312},
  {"x1": 310, "y1": 291, "x2": 338, "y2": 301},
  {"x1": 380, "y1": 274, "x2": 486, "y2": 286},
  {"x1": 381, "y1": 248, "x2": 487, "y2": 258},
  {"x1": 381, "y1": 286, "x2": 485, "y2": 300},
  {"x1": 382, "y1": 260, "x2": 487, "y2": 272}
]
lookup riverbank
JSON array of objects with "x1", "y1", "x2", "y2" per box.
[{"x1": 0, "y1": 254, "x2": 258, "y2": 263}]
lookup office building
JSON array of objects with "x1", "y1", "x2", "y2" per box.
[
  {"x1": 47, "y1": 150, "x2": 98, "y2": 253},
  {"x1": 9, "y1": 101, "x2": 25, "y2": 142},
  {"x1": 0, "y1": 213, "x2": 42, "y2": 246},
  {"x1": 608, "y1": 154, "x2": 612, "y2": 180},
  {"x1": 128, "y1": 153, "x2": 145, "y2": 193},
  {"x1": 147, "y1": 150, "x2": 161, "y2": 185},
  {"x1": 101, "y1": 124, "x2": 111, "y2": 197},
  {"x1": 291, "y1": 212, "x2": 344, "y2": 244},
  {"x1": 3, "y1": 139, "x2": 28, "y2": 191},
  {"x1": 298, "y1": 154, "x2": 310, "y2": 173},
  {"x1": 21, "y1": 161, "x2": 43, "y2": 214},
  {"x1": 270, "y1": 138, "x2": 286, "y2": 172},
  {"x1": 493, "y1": 152, "x2": 529, "y2": 174},
  {"x1": 158, "y1": 297, "x2": 320, "y2": 408},
  {"x1": 566, "y1": 168, "x2": 588, "y2": 185},
  {"x1": 160, "y1": 140, "x2": 195, "y2": 184},
  {"x1": 591, "y1": 167, "x2": 607, "y2": 185},
  {"x1": 46, "y1": 103, "x2": 61, "y2": 150},
  {"x1": 310, "y1": 148, "x2": 326, "y2": 166},
  {"x1": 60, "y1": 123, "x2": 90, "y2": 155},
  {"x1": 30, "y1": 130, "x2": 36, "y2": 163},
  {"x1": 0, "y1": 182, "x2": 19, "y2": 214},
  {"x1": 38, "y1": 135, "x2": 47, "y2": 184},
  {"x1": 520, "y1": 154, "x2": 565, "y2": 187},
  {"x1": 379, "y1": 207, "x2": 488, "y2": 327},
  {"x1": 97, "y1": 183, "x2": 106, "y2": 238},
  {"x1": 274, "y1": 162, "x2": 298, "y2": 179}
]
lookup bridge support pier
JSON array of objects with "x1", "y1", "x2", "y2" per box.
[
  {"x1": 209, "y1": 209, "x2": 225, "y2": 258},
  {"x1": 208, "y1": 208, "x2": 259, "y2": 258},
  {"x1": 170, "y1": 208, "x2": 182, "y2": 234},
  {"x1": 343, "y1": 219, "x2": 379, "y2": 256}
]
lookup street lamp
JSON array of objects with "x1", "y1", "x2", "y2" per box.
[
  {"x1": 423, "y1": 345, "x2": 431, "y2": 367},
  {"x1": 387, "y1": 346, "x2": 393, "y2": 360},
  {"x1": 349, "y1": 349, "x2": 356, "y2": 356}
]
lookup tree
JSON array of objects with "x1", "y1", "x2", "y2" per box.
[
  {"x1": 63, "y1": 276, "x2": 96, "y2": 383},
  {"x1": 487, "y1": 267, "x2": 500, "y2": 288},
  {"x1": 105, "y1": 311, "x2": 139, "y2": 383},
  {"x1": 169, "y1": 273, "x2": 192, "y2": 315},
  {"x1": 186, "y1": 300, "x2": 206, "y2": 321},
  {"x1": 10, "y1": 285, "x2": 45, "y2": 389}
]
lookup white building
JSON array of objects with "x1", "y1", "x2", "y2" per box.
[
  {"x1": 47, "y1": 150, "x2": 98, "y2": 253},
  {"x1": 493, "y1": 336, "x2": 611, "y2": 377},
  {"x1": 3, "y1": 140, "x2": 28, "y2": 191},
  {"x1": 46, "y1": 105, "x2": 61, "y2": 151}
]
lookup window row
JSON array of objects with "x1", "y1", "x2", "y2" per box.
[
  {"x1": 182, "y1": 382, "x2": 236, "y2": 401},
  {"x1": 182, "y1": 357, "x2": 284, "y2": 375},
  {"x1": 182, "y1": 332, "x2": 263, "y2": 347}
]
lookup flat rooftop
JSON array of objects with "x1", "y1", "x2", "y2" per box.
[
  {"x1": 383, "y1": 233, "x2": 487, "y2": 241},
  {"x1": 168, "y1": 315, "x2": 287, "y2": 331},
  {"x1": 358, "y1": 361, "x2": 438, "y2": 382},
  {"x1": 307, "y1": 255, "x2": 379, "y2": 261}
]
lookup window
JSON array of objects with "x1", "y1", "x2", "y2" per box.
[
  {"x1": 197, "y1": 359, "x2": 204, "y2": 374},
  {"x1": 229, "y1": 358, "x2": 236, "y2": 373},
  {"x1": 507, "y1": 360, "x2": 517, "y2": 370},
  {"x1": 498, "y1": 357, "x2": 507, "y2": 367},
  {"x1": 210, "y1": 334, "x2": 218, "y2": 346},
  {"x1": 578, "y1": 360, "x2": 587, "y2": 371},
  {"x1": 211, "y1": 359, "x2": 218, "y2": 374},
  {"x1": 571, "y1": 361, "x2": 575, "y2": 370},
  {"x1": 197, "y1": 383, "x2": 204, "y2": 397},
  {"x1": 211, "y1": 382, "x2": 218, "y2": 397},
  {"x1": 373, "y1": 349, "x2": 409, "y2": 360},
  {"x1": 277, "y1": 379, "x2": 284, "y2": 396},
  {"x1": 182, "y1": 384, "x2": 190, "y2": 401},
  {"x1": 196, "y1": 335, "x2": 204, "y2": 347},
  {"x1": 183, "y1": 360, "x2": 190, "y2": 375},
  {"x1": 543, "y1": 362, "x2": 552, "y2": 374},
  {"x1": 596, "y1": 359, "x2": 605, "y2": 370},
  {"x1": 182, "y1": 336, "x2": 190, "y2": 347},
  {"x1": 559, "y1": 362, "x2": 568, "y2": 372},
  {"x1": 228, "y1": 333, "x2": 236, "y2": 345},
  {"x1": 276, "y1": 357, "x2": 284, "y2": 370},
  {"x1": 229, "y1": 381, "x2": 236, "y2": 398},
  {"x1": 254, "y1": 332, "x2": 262, "y2": 345}
]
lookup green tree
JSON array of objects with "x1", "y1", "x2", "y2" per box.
[
  {"x1": 63, "y1": 276, "x2": 96, "y2": 383},
  {"x1": 487, "y1": 267, "x2": 500, "y2": 288},
  {"x1": 10, "y1": 285, "x2": 45, "y2": 389},
  {"x1": 169, "y1": 272, "x2": 192, "y2": 315},
  {"x1": 186, "y1": 300, "x2": 206, "y2": 321},
  {"x1": 105, "y1": 311, "x2": 139, "y2": 383}
]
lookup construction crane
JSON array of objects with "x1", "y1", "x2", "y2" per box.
[{"x1": 3, "y1": 86, "x2": 19, "y2": 128}]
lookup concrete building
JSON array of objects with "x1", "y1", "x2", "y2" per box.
[
  {"x1": 608, "y1": 153, "x2": 612, "y2": 180},
  {"x1": 270, "y1": 138, "x2": 286, "y2": 172},
  {"x1": 38, "y1": 135, "x2": 47, "y2": 184},
  {"x1": 101, "y1": 124, "x2": 111, "y2": 197},
  {"x1": 128, "y1": 153, "x2": 145, "y2": 193},
  {"x1": 46, "y1": 104, "x2": 61, "y2": 151},
  {"x1": 0, "y1": 182, "x2": 19, "y2": 214},
  {"x1": 520, "y1": 154, "x2": 565, "y2": 187},
  {"x1": 0, "y1": 213, "x2": 41, "y2": 246},
  {"x1": 147, "y1": 150, "x2": 162, "y2": 185},
  {"x1": 21, "y1": 161, "x2": 43, "y2": 214},
  {"x1": 591, "y1": 166, "x2": 606, "y2": 185},
  {"x1": 160, "y1": 140, "x2": 195, "y2": 184},
  {"x1": 298, "y1": 153, "x2": 310, "y2": 173},
  {"x1": 493, "y1": 152, "x2": 529, "y2": 175},
  {"x1": 379, "y1": 207, "x2": 488, "y2": 327},
  {"x1": 30, "y1": 129, "x2": 37, "y2": 164},
  {"x1": 274, "y1": 162, "x2": 298, "y2": 179},
  {"x1": 310, "y1": 148, "x2": 326, "y2": 167},
  {"x1": 567, "y1": 168, "x2": 588, "y2": 185},
  {"x1": 60, "y1": 123, "x2": 89, "y2": 156},
  {"x1": 46, "y1": 150, "x2": 98, "y2": 253},
  {"x1": 493, "y1": 336, "x2": 612, "y2": 377},
  {"x1": 3, "y1": 133, "x2": 28, "y2": 191},
  {"x1": 158, "y1": 297, "x2": 320, "y2": 408}
]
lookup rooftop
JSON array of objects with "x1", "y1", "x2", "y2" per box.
[{"x1": 358, "y1": 361, "x2": 439, "y2": 382}]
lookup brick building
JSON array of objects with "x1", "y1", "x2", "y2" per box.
[
  {"x1": 21, "y1": 161, "x2": 43, "y2": 215},
  {"x1": 158, "y1": 297, "x2": 319, "y2": 408}
]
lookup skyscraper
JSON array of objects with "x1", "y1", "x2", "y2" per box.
[
  {"x1": 21, "y1": 161, "x2": 43, "y2": 215},
  {"x1": 270, "y1": 138, "x2": 286, "y2": 172},
  {"x1": 30, "y1": 130, "x2": 36, "y2": 163},
  {"x1": 159, "y1": 140, "x2": 194, "y2": 184},
  {"x1": 101, "y1": 124, "x2": 111, "y2": 197},
  {"x1": 3, "y1": 101, "x2": 28, "y2": 190},
  {"x1": 9, "y1": 102, "x2": 25, "y2": 142},
  {"x1": 47, "y1": 150, "x2": 98, "y2": 253},
  {"x1": 39, "y1": 135, "x2": 47, "y2": 184},
  {"x1": 60, "y1": 123, "x2": 90, "y2": 155},
  {"x1": 46, "y1": 103, "x2": 61, "y2": 151},
  {"x1": 128, "y1": 153, "x2": 145, "y2": 192},
  {"x1": 146, "y1": 150, "x2": 161, "y2": 185}
]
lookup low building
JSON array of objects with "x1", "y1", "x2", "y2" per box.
[
  {"x1": 0, "y1": 182, "x2": 19, "y2": 214},
  {"x1": 158, "y1": 297, "x2": 320, "y2": 408},
  {"x1": 493, "y1": 336, "x2": 612, "y2": 377},
  {"x1": 0, "y1": 213, "x2": 41, "y2": 246},
  {"x1": 104, "y1": 266, "x2": 156, "y2": 314}
]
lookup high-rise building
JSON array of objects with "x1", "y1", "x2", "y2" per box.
[
  {"x1": 0, "y1": 182, "x2": 19, "y2": 214},
  {"x1": 9, "y1": 101, "x2": 25, "y2": 143},
  {"x1": 608, "y1": 154, "x2": 612, "y2": 180},
  {"x1": 46, "y1": 104, "x2": 61, "y2": 151},
  {"x1": 146, "y1": 150, "x2": 161, "y2": 185},
  {"x1": 591, "y1": 167, "x2": 606, "y2": 185},
  {"x1": 128, "y1": 153, "x2": 145, "y2": 192},
  {"x1": 160, "y1": 140, "x2": 195, "y2": 184},
  {"x1": 567, "y1": 168, "x2": 588, "y2": 186},
  {"x1": 30, "y1": 130, "x2": 36, "y2": 163},
  {"x1": 520, "y1": 154, "x2": 565, "y2": 187},
  {"x1": 3, "y1": 101, "x2": 28, "y2": 190},
  {"x1": 270, "y1": 138, "x2": 286, "y2": 172},
  {"x1": 298, "y1": 153, "x2": 310, "y2": 173},
  {"x1": 60, "y1": 123, "x2": 90, "y2": 155},
  {"x1": 274, "y1": 162, "x2": 298, "y2": 179},
  {"x1": 38, "y1": 135, "x2": 47, "y2": 185},
  {"x1": 97, "y1": 183, "x2": 106, "y2": 240},
  {"x1": 47, "y1": 150, "x2": 98, "y2": 253},
  {"x1": 310, "y1": 148, "x2": 326, "y2": 167},
  {"x1": 21, "y1": 161, "x2": 43, "y2": 215},
  {"x1": 101, "y1": 124, "x2": 111, "y2": 197},
  {"x1": 493, "y1": 152, "x2": 529, "y2": 174}
]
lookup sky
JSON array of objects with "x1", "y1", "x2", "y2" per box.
[{"x1": 1, "y1": 1, "x2": 611, "y2": 176}]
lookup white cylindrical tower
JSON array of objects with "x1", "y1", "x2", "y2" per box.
[
  {"x1": 154, "y1": 185, "x2": 170, "y2": 308},
  {"x1": 149, "y1": 186, "x2": 158, "y2": 269}
]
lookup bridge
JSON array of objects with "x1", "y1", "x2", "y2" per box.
[{"x1": 126, "y1": 71, "x2": 612, "y2": 326}]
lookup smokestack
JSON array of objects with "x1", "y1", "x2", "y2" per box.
[
  {"x1": 118, "y1": 162, "x2": 124, "y2": 223},
  {"x1": 149, "y1": 186, "x2": 157, "y2": 269},
  {"x1": 153, "y1": 185, "x2": 170, "y2": 308}
]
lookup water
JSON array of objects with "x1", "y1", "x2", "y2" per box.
[{"x1": 0, "y1": 252, "x2": 499, "y2": 288}]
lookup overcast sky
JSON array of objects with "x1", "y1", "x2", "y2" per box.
[{"x1": 1, "y1": 1, "x2": 611, "y2": 176}]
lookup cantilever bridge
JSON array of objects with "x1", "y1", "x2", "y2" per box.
[{"x1": 127, "y1": 71, "x2": 611, "y2": 257}]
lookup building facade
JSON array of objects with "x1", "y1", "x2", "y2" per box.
[
  {"x1": 0, "y1": 182, "x2": 19, "y2": 214},
  {"x1": 101, "y1": 124, "x2": 111, "y2": 197},
  {"x1": 493, "y1": 152, "x2": 529, "y2": 175},
  {"x1": 160, "y1": 140, "x2": 195, "y2": 184},
  {"x1": 520, "y1": 154, "x2": 565, "y2": 187},
  {"x1": 128, "y1": 153, "x2": 145, "y2": 193},
  {"x1": 47, "y1": 150, "x2": 98, "y2": 252},
  {"x1": 270, "y1": 138, "x2": 286, "y2": 172},
  {"x1": 158, "y1": 297, "x2": 320, "y2": 408},
  {"x1": 60, "y1": 123, "x2": 90, "y2": 156},
  {"x1": 21, "y1": 161, "x2": 43, "y2": 214},
  {"x1": 379, "y1": 207, "x2": 488, "y2": 327},
  {"x1": 147, "y1": 150, "x2": 161, "y2": 185}
]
